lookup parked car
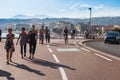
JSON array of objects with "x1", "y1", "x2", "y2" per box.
[{"x1": 104, "y1": 31, "x2": 120, "y2": 44}]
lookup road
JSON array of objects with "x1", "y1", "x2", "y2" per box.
[
  {"x1": 0, "y1": 39, "x2": 120, "y2": 80},
  {"x1": 85, "y1": 40, "x2": 120, "y2": 57}
]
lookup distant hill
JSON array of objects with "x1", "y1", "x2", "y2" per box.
[
  {"x1": 12, "y1": 14, "x2": 30, "y2": 19},
  {"x1": 12, "y1": 14, "x2": 49, "y2": 19},
  {"x1": 0, "y1": 16, "x2": 120, "y2": 25},
  {"x1": 91, "y1": 17, "x2": 120, "y2": 25}
]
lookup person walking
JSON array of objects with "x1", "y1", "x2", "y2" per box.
[
  {"x1": 39, "y1": 26, "x2": 44, "y2": 44},
  {"x1": 28, "y1": 25, "x2": 38, "y2": 59},
  {"x1": 63, "y1": 27, "x2": 68, "y2": 45},
  {"x1": 4, "y1": 28, "x2": 15, "y2": 64},
  {"x1": 0, "y1": 29, "x2": 2, "y2": 42},
  {"x1": 71, "y1": 28, "x2": 76, "y2": 39},
  {"x1": 45, "y1": 26, "x2": 50, "y2": 43},
  {"x1": 16, "y1": 27, "x2": 27, "y2": 59}
]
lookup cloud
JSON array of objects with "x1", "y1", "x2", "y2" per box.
[
  {"x1": 94, "y1": 4, "x2": 106, "y2": 10},
  {"x1": 58, "y1": 9, "x2": 65, "y2": 12},
  {"x1": 70, "y1": 3, "x2": 91, "y2": 11},
  {"x1": 79, "y1": 4, "x2": 91, "y2": 8},
  {"x1": 52, "y1": 2, "x2": 120, "y2": 18},
  {"x1": 70, "y1": 2, "x2": 80, "y2": 10},
  {"x1": 68, "y1": 2, "x2": 120, "y2": 18},
  {"x1": 70, "y1": 2, "x2": 106, "y2": 11}
]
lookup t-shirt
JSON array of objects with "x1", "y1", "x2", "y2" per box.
[
  {"x1": 20, "y1": 32, "x2": 27, "y2": 45},
  {"x1": 28, "y1": 30, "x2": 37, "y2": 44},
  {"x1": 64, "y1": 29, "x2": 68, "y2": 34},
  {"x1": 45, "y1": 29, "x2": 50, "y2": 36}
]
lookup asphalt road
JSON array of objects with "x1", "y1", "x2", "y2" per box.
[
  {"x1": 85, "y1": 40, "x2": 120, "y2": 57},
  {"x1": 1, "y1": 39, "x2": 120, "y2": 80}
]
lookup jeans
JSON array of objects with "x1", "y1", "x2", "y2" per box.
[
  {"x1": 29, "y1": 43, "x2": 36, "y2": 54},
  {"x1": 20, "y1": 44, "x2": 26, "y2": 55}
]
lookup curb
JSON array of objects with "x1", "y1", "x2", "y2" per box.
[{"x1": 80, "y1": 39, "x2": 120, "y2": 61}]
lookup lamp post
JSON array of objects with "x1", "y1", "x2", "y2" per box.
[
  {"x1": 88, "y1": 7, "x2": 92, "y2": 33},
  {"x1": 88, "y1": 8, "x2": 92, "y2": 38}
]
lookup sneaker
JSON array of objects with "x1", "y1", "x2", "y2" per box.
[
  {"x1": 24, "y1": 54, "x2": 26, "y2": 57},
  {"x1": 29, "y1": 56, "x2": 31, "y2": 59},
  {"x1": 6, "y1": 62, "x2": 9, "y2": 65}
]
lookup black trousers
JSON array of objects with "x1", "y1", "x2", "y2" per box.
[
  {"x1": 20, "y1": 44, "x2": 26, "y2": 54},
  {"x1": 45, "y1": 36, "x2": 50, "y2": 43},
  {"x1": 40, "y1": 35, "x2": 44, "y2": 44},
  {"x1": 0, "y1": 36, "x2": 1, "y2": 42},
  {"x1": 29, "y1": 43, "x2": 36, "y2": 54}
]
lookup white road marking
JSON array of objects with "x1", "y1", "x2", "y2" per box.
[
  {"x1": 74, "y1": 42, "x2": 79, "y2": 47},
  {"x1": 52, "y1": 54, "x2": 68, "y2": 80},
  {"x1": 47, "y1": 45, "x2": 50, "y2": 47},
  {"x1": 84, "y1": 46, "x2": 120, "y2": 61},
  {"x1": 79, "y1": 42, "x2": 83, "y2": 46},
  {"x1": 52, "y1": 54, "x2": 60, "y2": 63},
  {"x1": 94, "y1": 53, "x2": 112, "y2": 61},
  {"x1": 57, "y1": 48, "x2": 80, "y2": 52},
  {"x1": 81, "y1": 48, "x2": 90, "y2": 52},
  {"x1": 59, "y1": 67, "x2": 68, "y2": 80},
  {"x1": 48, "y1": 48, "x2": 53, "y2": 53}
]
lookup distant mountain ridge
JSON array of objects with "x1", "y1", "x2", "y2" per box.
[
  {"x1": 0, "y1": 16, "x2": 120, "y2": 25},
  {"x1": 12, "y1": 14, "x2": 49, "y2": 19}
]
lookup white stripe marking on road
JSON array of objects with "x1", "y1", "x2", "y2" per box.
[
  {"x1": 79, "y1": 42, "x2": 83, "y2": 46},
  {"x1": 47, "y1": 45, "x2": 50, "y2": 47},
  {"x1": 48, "y1": 48, "x2": 53, "y2": 53},
  {"x1": 94, "y1": 53, "x2": 112, "y2": 61},
  {"x1": 52, "y1": 54, "x2": 68, "y2": 80},
  {"x1": 81, "y1": 48, "x2": 90, "y2": 52},
  {"x1": 74, "y1": 42, "x2": 79, "y2": 47},
  {"x1": 52, "y1": 54, "x2": 60, "y2": 63},
  {"x1": 59, "y1": 67, "x2": 68, "y2": 80}
]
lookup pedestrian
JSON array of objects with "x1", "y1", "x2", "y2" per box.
[
  {"x1": 72, "y1": 28, "x2": 76, "y2": 39},
  {"x1": 63, "y1": 27, "x2": 68, "y2": 45},
  {"x1": 16, "y1": 27, "x2": 27, "y2": 59},
  {"x1": 4, "y1": 28, "x2": 15, "y2": 64},
  {"x1": 45, "y1": 26, "x2": 50, "y2": 43},
  {"x1": 28, "y1": 25, "x2": 38, "y2": 59},
  {"x1": 39, "y1": 26, "x2": 44, "y2": 44},
  {"x1": 0, "y1": 29, "x2": 2, "y2": 42}
]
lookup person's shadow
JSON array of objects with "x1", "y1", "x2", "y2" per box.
[
  {"x1": 10, "y1": 62, "x2": 45, "y2": 76},
  {"x1": 0, "y1": 69, "x2": 15, "y2": 80},
  {"x1": 24, "y1": 58, "x2": 76, "y2": 70}
]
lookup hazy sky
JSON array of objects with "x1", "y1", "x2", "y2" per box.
[{"x1": 0, "y1": 0, "x2": 120, "y2": 18}]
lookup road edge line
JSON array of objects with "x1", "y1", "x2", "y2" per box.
[
  {"x1": 94, "y1": 53, "x2": 112, "y2": 61},
  {"x1": 81, "y1": 47, "x2": 90, "y2": 52},
  {"x1": 84, "y1": 44, "x2": 120, "y2": 61}
]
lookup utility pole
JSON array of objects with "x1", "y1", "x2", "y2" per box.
[{"x1": 88, "y1": 7, "x2": 92, "y2": 33}]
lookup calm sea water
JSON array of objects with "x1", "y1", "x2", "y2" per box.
[{"x1": 1, "y1": 33, "x2": 19, "y2": 38}]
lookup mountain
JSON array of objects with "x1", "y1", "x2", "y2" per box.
[
  {"x1": 12, "y1": 14, "x2": 30, "y2": 19},
  {"x1": 0, "y1": 16, "x2": 120, "y2": 25},
  {"x1": 12, "y1": 14, "x2": 49, "y2": 19},
  {"x1": 32, "y1": 15, "x2": 50, "y2": 19}
]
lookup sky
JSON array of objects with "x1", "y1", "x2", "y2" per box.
[{"x1": 0, "y1": 0, "x2": 120, "y2": 18}]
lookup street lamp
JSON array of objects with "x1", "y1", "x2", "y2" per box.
[{"x1": 88, "y1": 7, "x2": 92, "y2": 33}]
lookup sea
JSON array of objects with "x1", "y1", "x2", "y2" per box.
[{"x1": 1, "y1": 33, "x2": 19, "y2": 38}]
